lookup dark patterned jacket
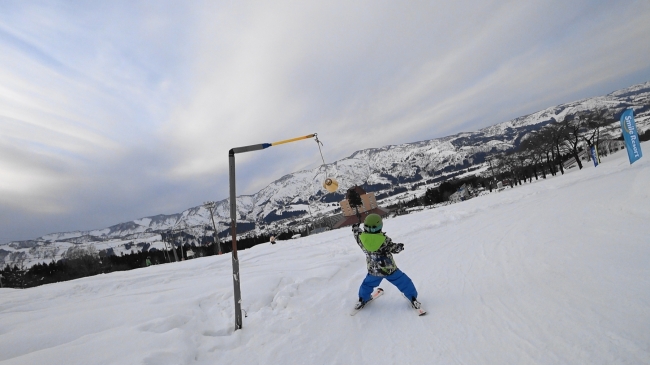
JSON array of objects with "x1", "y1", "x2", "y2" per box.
[{"x1": 353, "y1": 226, "x2": 404, "y2": 277}]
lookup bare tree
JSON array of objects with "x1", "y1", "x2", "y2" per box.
[
  {"x1": 491, "y1": 152, "x2": 516, "y2": 187},
  {"x1": 559, "y1": 116, "x2": 584, "y2": 170},
  {"x1": 519, "y1": 134, "x2": 546, "y2": 180},
  {"x1": 577, "y1": 110, "x2": 616, "y2": 163},
  {"x1": 485, "y1": 155, "x2": 499, "y2": 191},
  {"x1": 540, "y1": 121, "x2": 568, "y2": 175},
  {"x1": 204, "y1": 201, "x2": 223, "y2": 255},
  {"x1": 536, "y1": 127, "x2": 559, "y2": 176},
  {"x1": 65, "y1": 245, "x2": 101, "y2": 278}
]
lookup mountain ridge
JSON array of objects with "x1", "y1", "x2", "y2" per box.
[{"x1": 2, "y1": 81, "x2": 649, "y2": 268}]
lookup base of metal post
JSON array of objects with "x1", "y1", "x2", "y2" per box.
[{"x1": 231, "y1": 248, "x2": 242, "y2": 330}]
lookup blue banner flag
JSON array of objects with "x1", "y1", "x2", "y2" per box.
[
  {"x1": 619, "y1": 109, "x2": 643, "y2": 164},
  {"x1": 590, "y1": 146, "x2": 599, "y2": 167}
]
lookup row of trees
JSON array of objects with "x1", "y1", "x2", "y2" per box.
[
  {"x1": 486, "y1": 110, "x2": 623, "y2": 186},
  {"x1": 384, "y1": 109, "x2": 632, "y2": 211},
  {"x1": 1, "y1": 228, "x2": 306, "y2": 289},
  {"x1": 384, "y1": 175, "x2": 493, "y2": 213}
]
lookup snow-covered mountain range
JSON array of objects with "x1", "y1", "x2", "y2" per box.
[{"x1": 2, "y1": 81, "x2": 649, "y2": 268}]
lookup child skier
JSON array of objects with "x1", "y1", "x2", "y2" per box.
[{"x1": 352, "y1": 213, "x2": 424, "y2": 313}]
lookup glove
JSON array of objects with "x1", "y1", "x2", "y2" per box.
[
  {"x1": 393, "y1": 243, "x2": 404, "y2": 253},
  {"x1": 351, "y1": 223, "x2": 362, "y2": 234}
]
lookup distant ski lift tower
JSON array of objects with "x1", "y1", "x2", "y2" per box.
[
  {"x1": 228, "y1": 133, "x2": 326, "y2": 330},
  {"x1": 203, "y1": 201, "x2": 222, "y2": 255}
]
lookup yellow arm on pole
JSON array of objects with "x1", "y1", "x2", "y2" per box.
[{"x1": 271, "y1": 134, "x2": 316, "y2": 146}]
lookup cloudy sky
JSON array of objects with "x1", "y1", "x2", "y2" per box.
[{"x1": 1, "y1": 0, "x2": 649, "y2": 243}]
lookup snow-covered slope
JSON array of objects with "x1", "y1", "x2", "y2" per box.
[
  {"x1": 0, "y1": 141, "x2": 648, "y2": 365},
  {"x1": 2, "y1": 81, "x2": 649, "y2": 268}
]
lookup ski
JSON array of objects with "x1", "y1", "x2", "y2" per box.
[
  {"x1": 412, "y1": 304, "x2": 427, "y2": 316},
  {"x1": 349, "y1": 288, "x2": 384, "y2": 316},
  {"x1": 405, "y1": 294, "x2": 427, "y2": 316}
]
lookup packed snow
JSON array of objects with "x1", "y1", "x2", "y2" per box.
[{"x1": 1, "y1": 143, "x2": 649, "y2": 365}]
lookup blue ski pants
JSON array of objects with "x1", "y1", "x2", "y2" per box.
[{"x1": 359, "y1": 269, "x2": 418, "y2": 302}]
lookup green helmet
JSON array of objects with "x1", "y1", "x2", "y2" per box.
[{"x1": 364, "y1": 213, "x2": 383, "y2": 233}]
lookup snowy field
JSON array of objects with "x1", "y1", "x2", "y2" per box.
[{"x1": 1, "y1": 143, "x2": 649, "y2": 365}]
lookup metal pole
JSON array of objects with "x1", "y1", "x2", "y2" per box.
[
  {"x1": 306, "y1": 196, "x2": 315, "y2": 235},
  {"x1": 229, "y1": 150, "x2": 243, "y2": 330},
  {"x1": 161, "y1": 236, "x2": 170, "y2": 263},
  {"x1": 205, "y1": 202, "x2": 222, "y2": 255},
  {"x1": 171, "y1": 232, "x2": 179, "y2": 262},
  {"x1": 228, "y1": 134, "x2": 317, "y2": 331},
  {"x1": 179, "y1": 234, "x2": 186, "y2": 260}
]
